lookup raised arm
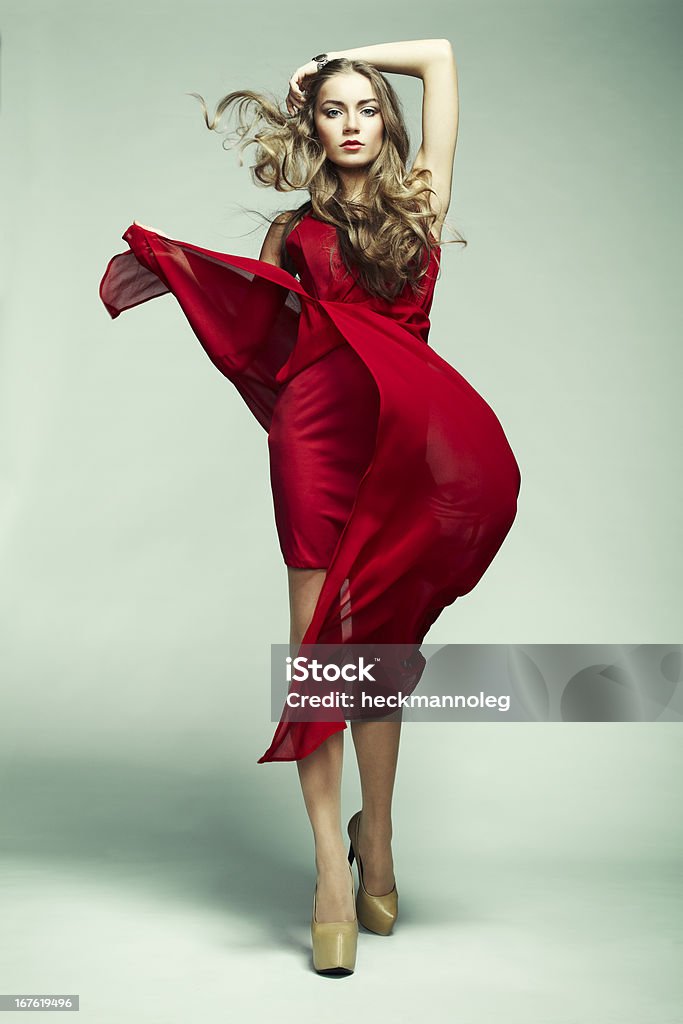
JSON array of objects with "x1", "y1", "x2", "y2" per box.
[{"x1": 289, "y1": 40, "x2": 459, "y2": 234}]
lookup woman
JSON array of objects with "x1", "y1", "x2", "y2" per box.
[{"x1": 99, "y1": 39, "x2": 521, "y2": 976}]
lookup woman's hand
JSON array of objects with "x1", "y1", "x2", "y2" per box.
[{"x1": 286, "y1": 59, "x2": 320, "y2": 116}]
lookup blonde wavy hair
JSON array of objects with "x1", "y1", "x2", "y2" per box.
[{"x1": 188, "y1": 58, "x2": 466, "y2": 301}]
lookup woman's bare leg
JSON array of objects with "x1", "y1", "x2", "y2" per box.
[
  {"x1": 349, "y1": 716, "x2": 402, "y2": 896},
  {"x1": 287, "y1": 567, "x2": 355, "y2": 924}
]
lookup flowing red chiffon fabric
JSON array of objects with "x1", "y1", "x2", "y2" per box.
[{"x1": 99, "y1": 213, "x2": 521, "y2": 763}]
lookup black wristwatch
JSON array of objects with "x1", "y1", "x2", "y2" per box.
[{"x1": 311, "y1": 53, "x2": 330, "y2": 72}]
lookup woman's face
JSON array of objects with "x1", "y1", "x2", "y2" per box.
[{"x1": 313, "y1": 72, "x2": 385, "y2": 170}]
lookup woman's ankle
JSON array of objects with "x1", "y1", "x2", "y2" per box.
[
  {"x1": 359, "y1": 812, "x2": 393, "y2": 845},
  {"x1": 314, "y1": 836, "x2": 349, "y2": 872}
]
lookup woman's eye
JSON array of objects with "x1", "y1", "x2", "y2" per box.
[{"x1": 325, "y1": 108, "x2": 379, "y2": 118}]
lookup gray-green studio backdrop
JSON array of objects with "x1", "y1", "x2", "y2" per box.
[{"x1": 1, "y1": 1, "x2": 681, "y2": 1021}]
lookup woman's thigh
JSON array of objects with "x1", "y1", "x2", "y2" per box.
[{"x1": 269, "y1": 345, "x2": 379, "y2": 570}]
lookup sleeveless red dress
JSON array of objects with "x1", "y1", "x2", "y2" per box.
[{"x1": 99, "y1": 211, "x2": 521, "y2": 763}]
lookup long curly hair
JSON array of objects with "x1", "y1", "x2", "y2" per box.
[{"x1": 188, "y1": 58, "x2": 466, "y2": 301}]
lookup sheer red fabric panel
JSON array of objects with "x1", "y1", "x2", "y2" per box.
[{"x1": 99, "y1": 224, "x2": 521, "y2": 764}]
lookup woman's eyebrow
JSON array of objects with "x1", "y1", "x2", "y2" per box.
[{"x1": 320, "y1": 98, "x2": 377, "y2": 106}]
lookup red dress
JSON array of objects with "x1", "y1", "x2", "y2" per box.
[{"x1": 99, "y1": 211, "x2": 521, "y2": 763}]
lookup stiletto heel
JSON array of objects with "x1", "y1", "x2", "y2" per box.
[
  {"x1": 311, "y1": 862, "x2": 358, "y2": 975},
  {"x1": 347, "y1": 810, "x2": 398, "y2": 936}
]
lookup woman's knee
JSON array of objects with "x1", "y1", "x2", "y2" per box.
[{"x1": 287, "y1": 566, "x2": 327, "y2": 642}]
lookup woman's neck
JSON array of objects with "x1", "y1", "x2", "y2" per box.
[{"x1": 336, "y1": 169, "x2": 369, "y2": 203}]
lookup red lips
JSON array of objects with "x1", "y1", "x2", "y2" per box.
[{"x1": 341, "y1": 142, "x2": 363, "y2": 149}]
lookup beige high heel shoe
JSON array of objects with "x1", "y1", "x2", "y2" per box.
[
  {"x1": 347, "y1": 810, "x2": 398, "y2": 935},
  {"x1": 311, "y1": 862, "x2": 358, "y2": 975}
]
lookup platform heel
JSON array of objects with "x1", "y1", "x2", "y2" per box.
[
  {"x1": 311, "y1": 862, "x2": 358, "y2": 975},
  {"x1": 347, "y1": 810, "x2": 398, "y2": 935}
]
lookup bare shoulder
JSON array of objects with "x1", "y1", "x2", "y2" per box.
[{"x1": 259, "y1": 212, "x2": 294, "y2": 267}]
